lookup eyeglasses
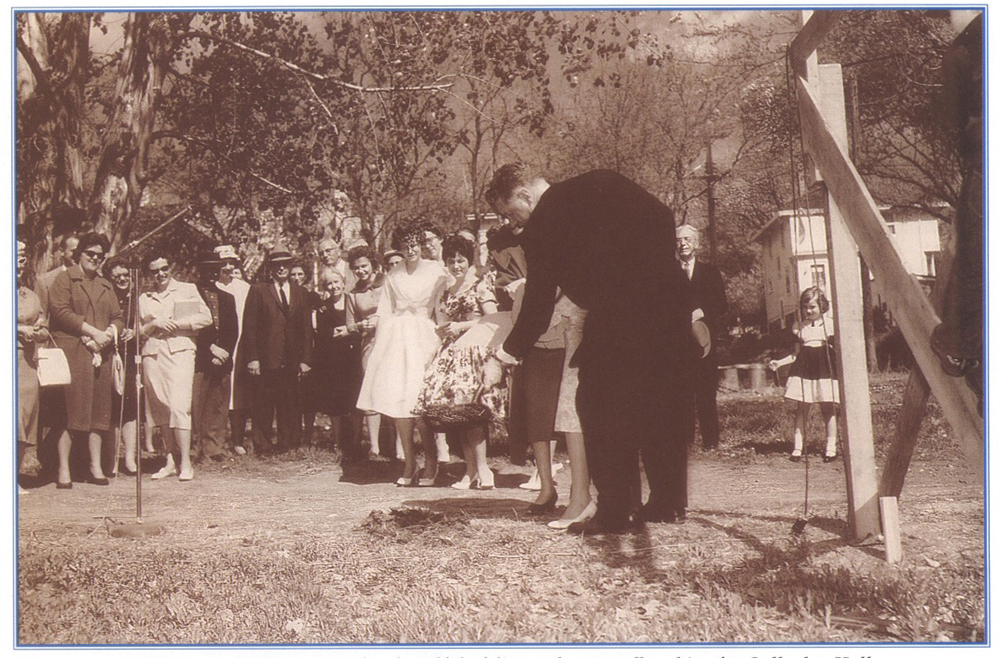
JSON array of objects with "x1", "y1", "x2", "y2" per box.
[
  {"x1": 149, "y1": 265, "x2": 170, "y2": 274},
  {"x1": 82, "y1": 250, "x2": 105, "y2": 261}
]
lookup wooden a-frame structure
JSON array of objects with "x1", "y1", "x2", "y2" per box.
[{"x1": 789, "y1": 11, "x2": 983, "y2": 561}]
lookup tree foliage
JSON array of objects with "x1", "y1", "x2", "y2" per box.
[{"x1": 15, "y1": 9, "x2": 966, "y2": 295}]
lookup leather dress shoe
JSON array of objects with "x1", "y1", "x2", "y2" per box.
[
  {"x1": 56, "y1": 481, "x2": 73, "y2": 490},
  {"x1": 86, "y1": 475, "x2": 110, "y2": 486},
  {"x1": 632, "y1": 504, "x2": 675, "y2": 524},
  {"x1": 566, "y1": 515, "x2": 638, "y2": 536}
]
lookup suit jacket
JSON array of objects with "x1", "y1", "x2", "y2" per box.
[
  {"x1": 486, "y1": 225, "x2": 528, "y2": 312},
  {"x1": 195, "y1": 284, "x2": 239, "y2": 374},
  {"x1": 35, "y1": 264, "x2": 67, "y2": 313},
  {"x1": 240, "y1": 280, "x2": 313, "y2": 371},
  {"x1": 502, "y1": 169, "x2": 691, "y2": 362},
  {"x1": 688, "y1": 260, "x2": 728, "y2": 348}
]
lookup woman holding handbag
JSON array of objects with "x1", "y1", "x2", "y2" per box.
[
  {"x1": 105, "y1": 257, "x2": 141, "y2": 475},
  {"x1": 48, "y1": 233, "x2": 124, "y2": 489},
  {"x1": 16, "y1": 241, "x2": 50, "y2": 493}
]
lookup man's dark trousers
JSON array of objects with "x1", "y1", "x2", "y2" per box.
[
  {"x1": 576, "y1": 312, "x2": 689, "y2": 523},
  {"x1": 252, "y1": 367, "x2": 302, "y2": 451}
]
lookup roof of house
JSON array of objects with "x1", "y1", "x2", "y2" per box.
[{"x1": 751, "y1": 208, "x2": 824, "y2": 244}]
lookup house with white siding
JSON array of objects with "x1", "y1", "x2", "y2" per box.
[{"x1": 754, "y1": 206, "x2": 942, "y2": 332}]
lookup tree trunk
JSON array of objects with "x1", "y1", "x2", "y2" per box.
[
  {"x1": 90, "y1": 13, "x2": 172, "y2": 251},
  {"x1": 16, "y1": 13, "x2": 90, "y2": 273}
]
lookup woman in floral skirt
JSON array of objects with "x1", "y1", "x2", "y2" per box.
[{"x1": 416, "y1": 235, "x2": 500, "y2": 489}]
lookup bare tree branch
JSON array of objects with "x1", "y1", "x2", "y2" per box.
[
  {"x1": 16, "y1": 34, "x2": 53, "y2": 96},
  {"x1": 152, "y1": 130, "x2": 296, "y2": 194},
  {"x1": 183, "y1": 29, "x2": 454, "y2": 93}
]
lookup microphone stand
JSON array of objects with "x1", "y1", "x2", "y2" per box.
[{"x1": 109, "y1": 266, "x2": 166, "y2": 538}]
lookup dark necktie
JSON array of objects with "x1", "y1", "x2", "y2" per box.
[{"x1": 279, "y1": 285, "x2": 289, "y2": 311}]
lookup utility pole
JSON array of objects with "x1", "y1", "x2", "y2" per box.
[{"x1": 705, "y1": 140, "x2": 718, "y2": 264}]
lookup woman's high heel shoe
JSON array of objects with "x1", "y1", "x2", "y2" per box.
[
  {"x1": 548, "y1": 500, "x2": 597, "y2": 529},
  {"x1": 451, "y1": 475, "x2": 473, "y2": 490},
  {"x1": 527, "y1": 491, "x2": 558, "y2": 515},
  {"x1": 417, "y1": 467, "x2": 438, "y2": 487},
  {"x1": 477, "y1": 469, "x2": 495, "y2": 490},
  {"x1": 396, "y1": 474, "x2": 417, "y2": 487}
]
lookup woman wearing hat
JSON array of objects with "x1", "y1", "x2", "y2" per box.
[
  {"x1": 214, "y1": 244, "x2": 252, "y2": 454},
  {"x1": 16, "y1": 241, "x2": 49, "y2": 492}
]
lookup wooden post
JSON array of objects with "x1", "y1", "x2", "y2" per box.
[
  {"x1": 880, "y1": 247, "x2": 955, "y2": 498},
  {"x1": 795, "y1": 76, "x2": 983, "y2": 470},
  {"x1": 879, "y1": 497, "x2": 903, "y2": 564},
  {"x1": 813, "y1": 63, "x2": 881, "y2": 542}
]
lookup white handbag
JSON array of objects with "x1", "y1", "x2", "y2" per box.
[{"x1": 37, "y1": 342, "x2": 71, "y2": 387}]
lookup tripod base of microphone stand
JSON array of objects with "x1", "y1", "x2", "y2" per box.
[{"x1": 109, "y1": 521, "x2": 167, "y2": 538}]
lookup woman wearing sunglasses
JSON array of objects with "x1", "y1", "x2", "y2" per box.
[{"x1": 47, "y1": 232, "x2": 124, "y2": 489}]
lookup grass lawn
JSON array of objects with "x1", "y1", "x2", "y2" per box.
[{"x1": 15, "y1": 372, "x2": 984, "y2": 645}]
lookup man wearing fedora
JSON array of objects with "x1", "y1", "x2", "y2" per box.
[
  {"x1": 239, "y1": 244, "x2": 313, "y2": 453},
  {"x1": 676, "y1": 224, "x2": 728, "y2": 451},
  {"x1": 191, "y1": 250, "x2": 239, "y2": 462}
]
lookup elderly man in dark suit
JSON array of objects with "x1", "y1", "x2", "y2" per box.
[
  {"x1": 192, "y1": 250, "x2": 240, "y2": 462},
  {"x1": 484, "y1": 164, "x2": 694, "y2": 534},
  {"x1": 240, "y1": 245, "x2": 313, "y2": 453},
  {"x1": 676, "y1": 224, "x2": 729, "y2": 450}
]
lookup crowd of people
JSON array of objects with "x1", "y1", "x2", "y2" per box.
[{"x1": 18, "y1": 164, "x2": 848, "y2": 535}]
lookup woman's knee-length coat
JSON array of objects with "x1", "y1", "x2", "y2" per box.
[{"x1": 48, "y1": 265, "x2": 125, "y2": 432}]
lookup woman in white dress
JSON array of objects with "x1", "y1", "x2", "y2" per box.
[{"x1": 356, "y1": 226, "x2": 449, "y2": 486}]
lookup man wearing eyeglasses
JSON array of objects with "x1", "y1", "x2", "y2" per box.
[
  {"x1": 317, "y1": 237, "x2": 356, "y2": 294},
  {"x1": 240, "y1": 245, "x2": 313, "y2": 454},
  {"x1": 483, "y1": 164, "x2": 694, "y2": 535}
]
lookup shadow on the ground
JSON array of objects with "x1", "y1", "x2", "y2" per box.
[
  {"x1": 337, "y1": 461, "x2": 532, "y2": 489},
  {"x1": 402, "y1": 496, "x2": 550, "y2": 523},
  {"x1": 18, "y1": 453, "x2": 170, "y2": 489},
  {"x1": 577, "y1": 505, "x2": 898, "y2": 637}
]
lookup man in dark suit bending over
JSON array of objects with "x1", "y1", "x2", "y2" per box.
[{"x1": 483, "y1": 164, "x2": 694, "y2": 534}]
